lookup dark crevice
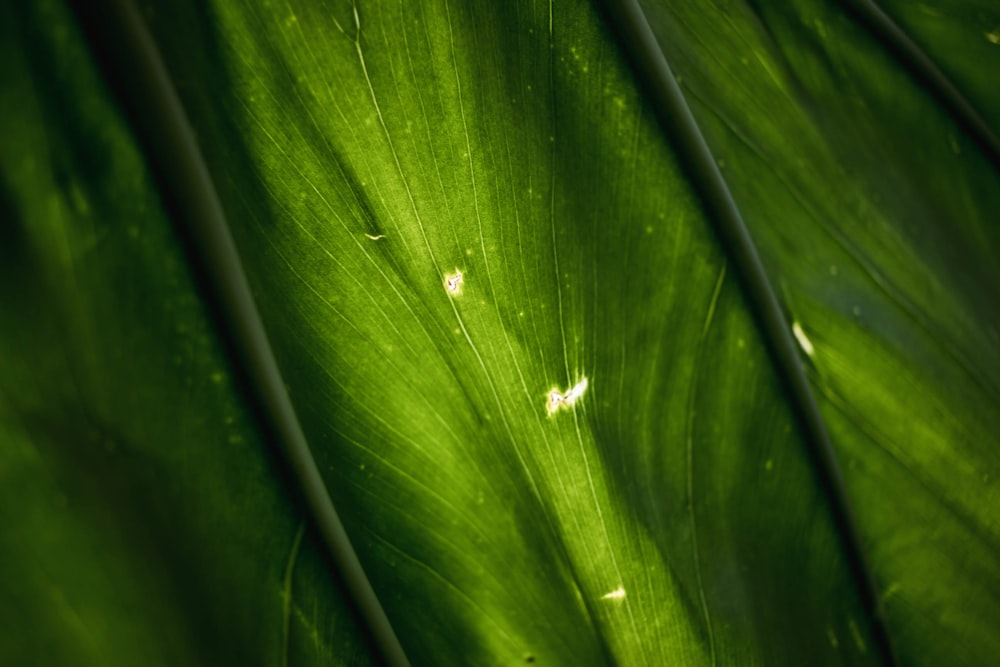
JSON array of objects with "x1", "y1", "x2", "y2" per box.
[
  {"x1": 838, "y1": 0, "x2": 1000, "y2": 169},
  {"x1": 67, "y1": 1, "x2": 409, "y2": 665},
  {"x1": 599, "y1": 1, "x2": 898, "y2": 665}
]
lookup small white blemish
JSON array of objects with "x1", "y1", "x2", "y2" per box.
[
  {"x1": 546, "y1": 377, "x2": 588, "y2": 416},
  {"x1": 364, "y1": 233, "x2": 386, "y2": 241},
  {"x1": 565, "y1": 377, "x2": 588, "y2": 403},
  {"x1": 792, "y1": 321, "x2": 814, "y2": 357},
  {"x1": 444, "y1": 269, "x2": 464, "y2": 295},
  {"x1": 601, "y1": 586, "x2": 626, "y2": 601},
  {"x1": 546, "y1": 389, "x2": 565, "y2": 416}
]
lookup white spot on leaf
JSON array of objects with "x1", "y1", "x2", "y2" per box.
[
  {"x1": 792, "y1": 321, "x2": 814, "y2": 357},
  {"x1": 546, "y1": 377, "x2": 588, "y2": 416},
  {"x1": 444, "y1": 270, "x2": 464, "y2": 295},
  {"x1": 546, "y1": 389, "x2": 564, "y2": 416},
  {"x1": 601, "y1": 586, "x2": 626, "y2": 601}
]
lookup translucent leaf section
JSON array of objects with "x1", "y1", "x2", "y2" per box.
[{"x1": 139, "y1": 0, "x2": 879, "y2": 663}]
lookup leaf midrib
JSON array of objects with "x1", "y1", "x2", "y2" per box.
[
  {"x1": 599, "y1": 0, "x2": 898, "y2": 664},
  {"x1": 67, "y1": 0, "x2": 410, "y2": 665}
]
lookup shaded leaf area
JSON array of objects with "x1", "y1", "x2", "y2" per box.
[
  {"x1": 873, "y1": 0, "x2": 1000, "y2": 135},
  {"x1": 136, "y1": 0, "x2": 880, "y2": 664},
  {"x1": 0, "y1": 2, "x2": 370, "y2": 665},
  {"x1": 636, "y1": 0, "x2": 1000, "y2": 664}
]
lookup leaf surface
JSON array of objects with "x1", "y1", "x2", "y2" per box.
[
  {"x1": 632, "y1": 1, "x2": 1000, "y2": 663},
  {"x1": 1, "y1": 0, "x2": 998, "y2": 665}
]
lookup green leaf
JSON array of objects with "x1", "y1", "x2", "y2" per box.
[{"x1": 1, "y1": 0, "x2": 997, "y2": 665}]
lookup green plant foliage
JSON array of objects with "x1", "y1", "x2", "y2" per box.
[{"x1": 1, "y1": 0, "x2": 997, "y2": 665}]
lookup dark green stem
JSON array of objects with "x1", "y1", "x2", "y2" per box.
[
  {"x1": 68, "y1": 1, "x2": 410, "y2": 664},
  {"x1": 600, "y1": 1, "x2": 898, "y2": 665}
]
